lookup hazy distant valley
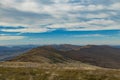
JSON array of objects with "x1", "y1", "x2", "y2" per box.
[{"x1": 0, "y1": 45, "x2": 38, "y2": 61}]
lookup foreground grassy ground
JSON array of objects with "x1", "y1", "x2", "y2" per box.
[{"x1": 0, "y1": 67, "x2": 120, "y2": 80}]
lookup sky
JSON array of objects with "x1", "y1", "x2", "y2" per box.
[{"x1": 0, "y1": 0, "x2": 120, "y2": 45}]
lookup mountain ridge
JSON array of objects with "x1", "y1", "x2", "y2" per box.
[{"x1": 9, "y1": 44, "x2": 120, "y2": 69}]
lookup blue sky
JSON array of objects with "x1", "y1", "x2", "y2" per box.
[{"x1": 0, "y1": 0, "x2": 120, "y2": 45}]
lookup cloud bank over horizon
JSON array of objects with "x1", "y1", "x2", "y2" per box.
[{"x1": 0, "y1": 0, "x2": 120, "y2": 45}]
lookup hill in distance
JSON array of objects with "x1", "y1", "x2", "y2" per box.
[{"x1": 9, "y1": 44, "x2": 120, "y2": 69}]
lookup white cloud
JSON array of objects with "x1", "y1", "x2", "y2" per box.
[
  {"x1": 73, "y1": 34, "x2": 106, "y2": 37},
  {"x1": 0, "y1": 35, "x2": 25, "y2": 40},
  {"x1": 0, "y1": 22, "x2": 29, "y2": 27},
  {"x1": 0, "y1": 0, "x2": 119, "y2": 14},
  {"x1": 87, "y1": 19, "x2": 115, "y2": 25},
  {"x1": 47, "y1": 19, "x2": 119, "y2": 31},
  {"x1": 110, "y1": 3, "x2": 120, "y2": 10},
  {"x1": 18, "y1": 0, "x2": 40, "y2": 13},
  {"x1": 1, "y1": 27, "x2": 51, "y2": 33},
  {"x1": 0, "y1": 0, "x2": 120, "y2": 33},
  {"x1": 84, "y1": 5, "x2": 105, "y2": 11},
  {"x1": 86, "y1": 13, "x2": 110, "y2": 18}
]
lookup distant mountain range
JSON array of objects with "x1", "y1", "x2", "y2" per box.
[
  {"x1": 112, "y1": 46, "x2": 120, "y2": 48},
  {"x1": 9, "y1": 44, "x2": 120, "y2": 69},
  {"x1": 0, "y1": 45, "x2": 38, "y2": 61}
]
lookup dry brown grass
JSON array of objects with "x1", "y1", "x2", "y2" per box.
[{"x1": 0, "y1": 62, "x2": 120, "y2": 80}]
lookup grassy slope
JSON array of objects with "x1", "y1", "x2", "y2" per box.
[
  {"x1": 0, "y1": 67, "x2": 120, "y2": 80},
  {"x1": 0, "y1": 62, "x2": 120, "y2": 80}
]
